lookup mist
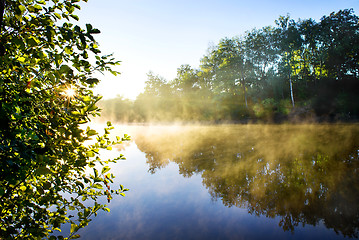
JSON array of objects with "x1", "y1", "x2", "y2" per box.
[
  {"x1": 97, "y1": 123, "x2": 359, "y2": 238},
  {"x1": 98, "y1": 9, "x2": 359, "y2": 125}
]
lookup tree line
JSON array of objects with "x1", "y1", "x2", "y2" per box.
[{"x1": 100, "y1": 9, "x2": 359, "y2": 123}]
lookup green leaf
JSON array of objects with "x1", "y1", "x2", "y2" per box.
[
  {"x1": 19, "y1": 5, "x2": 26, "y2": 13},
  {"x1": 28, "y1": 36, "x2": 40, "y2": 47},
  {"x1": 82, "y1": 95, "x2": 92, "y2": 103},
  {"x1": 55, "y1": 54, "x2": 63, "y2": 67},
  {"x1": 34, "y1": 4, "x2": 42, "y2": 10},
  {"x1": 92, "y1": 183, "x2": 103, "y2": 189},
  {"x1": 43, "y1": 182, "x2": 51, "y2": 190},
  {"x1": 88, "y1": 104, "x2": 97, "y2": 111},
  {"x1": 59, "y1": 64, "x2": 71, "y2": 74},
  {"x1": 86, "y1": 24, "x2": 93, "y2": 32},
  {"x1": 91, "y1": 28, "x2": 101, "y2": 34},
  {"x1": 87, "y1": 129, "x2": 97, "y2": 136},
  {"x1": 86, "y1": 151, "x2": 95, "y2": 157},
  {"x1": 76, "y1": 181, "x2": 85, "y2": 189},
  {"x1": 27, "y1": 4, "x2": 42, "y2": 12},
  {"x1": 70, "y1": 223, "x2": 77, "y2": 234},
  {"x1": 71, "y1": 111, "x2": 81, "y2": 115},
  {"x1": 17, "y1": 57, "x2": 26, "y2": 63},
  {"x1": 70, "y1": 14, "x2": 79, "y2": 21},
  {"x1": 27, "y1": 6, "x2": 36, "y2": 12},
  {"x1": 54, "y1": 13, "x2": 62, "y2": 19},
  {"x1": 35, "y1": 167, "x2": 52, "y2": 175},
  {"x1": 65, "y1": 46, "x2": 73, "y2": 54},
  {"x1": 86, "y1": 78, "x2": 99, "y2": 85},
  {"x1": 101, "y1": 166, "x2": 110, "y2": 174}
]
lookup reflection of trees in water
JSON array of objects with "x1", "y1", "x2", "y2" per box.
[{"x1": 133, "y1": 124, "x2": 359, "y2": 238}]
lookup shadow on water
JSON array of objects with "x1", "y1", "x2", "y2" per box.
[{"x1": 129, "y1": 124, "x2": 359, "y2": 238}]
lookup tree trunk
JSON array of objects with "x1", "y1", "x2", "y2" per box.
[
  {"x1": 289, "y1": 74, "x2": 295, "y2": 108},
  {"x1": 243, "y1": 81, "x2": 248, "y2": 108},
  {"x1": 240, "y1": 72, "x2": 248, "y2": 108},
  {"x1": 287, "y1": 53, "x2": 295, "y2": 108}
]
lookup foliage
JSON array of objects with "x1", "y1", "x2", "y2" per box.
[
  {"x1": 99, "y1": 95, "x2": 135, "y2": 122},
  {"x1": 0, "y1": 0, "x2": 129, "y2": 238},
  {"x1": 101, "y1": 9, "x2": 359, "y2": 123}
]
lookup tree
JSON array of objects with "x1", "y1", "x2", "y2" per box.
[
  {"x1": 297, "y1": 18, "x2": 321, "y2": 85},
  {"x1": 199, "y1": 38, "x2": 252, "y2": 119},
  {"x1": 91, "y1": 9, "x2": 359, "y2": 124},
  {"x1": 0, "y1": 0, "x2": 129, "y2": 238},
  {"x1": 319, "y1": 9, "x2": 359, "y2": 79},
  {"x1": 99, "y1": 96, "x2": 135, "y2": 123},
  {"x1": 244, "y1": 26, "x2": 278, "y2": 96},
  {"x1": 275, "y1": 15, "x2": 303, "y2": 108},
  {"x1": 171, "y1": 65, "x2": 203, "y2": 120}
]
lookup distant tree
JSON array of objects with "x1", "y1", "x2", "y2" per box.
[
  {"x1": 199, "y1": 38, "x2": 251, "y2": 119},
  {"x1": 0, "y1": 0, "x2": 129, "y2": 238},
  {"x1": 319, "y1": 9, "x2": 359, "y2": 79},
  {"x1": 173, "y1": 64, "x2": 200, "y2": 92},
  {"x1": 107, "y1": 9, "x2": 359, "y2": 123},
  {"x1": 134, "y1": 72, "x2": 175, "y2": 121},
  {"x1": 244, "y1": 26, "x2": 278, "y2": 96},
  {"x1": 99, "y1": 96, "x2": 135, "y2": 123},
  {"x1": 275, "y1": 15, "x2": 303, "y2": 107}
]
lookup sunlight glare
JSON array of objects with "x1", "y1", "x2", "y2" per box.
[{"x1": 63, "y1": 86, "x2": 77, "y2": 99}]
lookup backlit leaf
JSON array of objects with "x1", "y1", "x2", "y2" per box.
[{"x1": 93, "y1": 183, "x2": 103, "y2": 189}]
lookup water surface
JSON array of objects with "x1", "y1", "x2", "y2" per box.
[{"x1": 79, "y1": 124, "x2": 359, "y2": 239}]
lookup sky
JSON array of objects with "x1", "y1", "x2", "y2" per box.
[{"x1": 74, "y1": 0, "x2": 359, "y2": 100}]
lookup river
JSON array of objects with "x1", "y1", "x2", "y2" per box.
[{"x1": 77, "y1": 123, "x2": 359, "y2": 240}]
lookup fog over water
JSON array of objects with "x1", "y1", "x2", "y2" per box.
[{"x1": 79, "y1": 123, "x2": 359, "y2": 239}]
